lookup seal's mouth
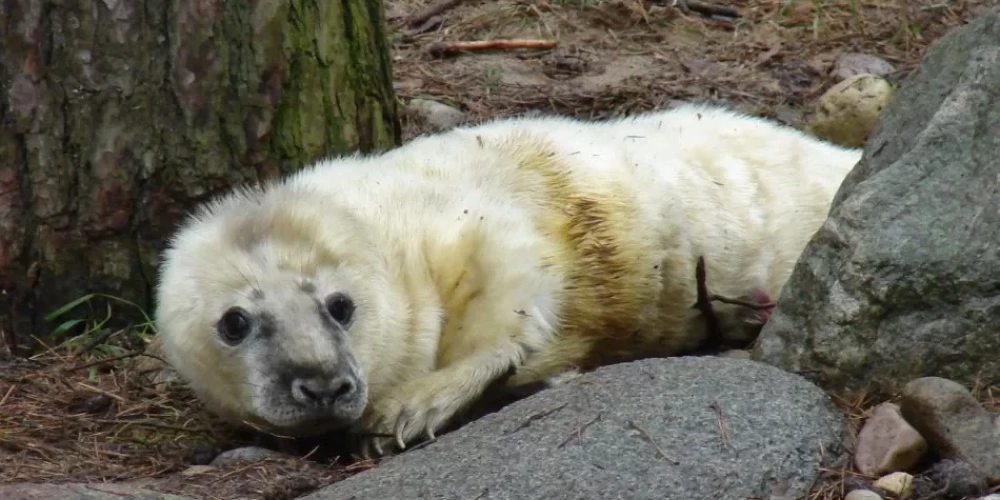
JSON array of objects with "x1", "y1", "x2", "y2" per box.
[
  {"x1": 243, "y1": 406, "x2": 365, "y2": 438},
  {"x1": 261, "y1": 414, "x2": 357, "y2": 437}
]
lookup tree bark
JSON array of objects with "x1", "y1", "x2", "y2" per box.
[{"x1": 0, "y1": 0, "x2": 401, "y2": 354}]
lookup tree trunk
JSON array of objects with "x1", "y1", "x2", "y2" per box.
[{"x1": 0, "y1": 0, "x2": 401, "y2": 354}]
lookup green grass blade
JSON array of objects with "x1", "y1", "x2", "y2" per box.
[
  {"x1": 45, "y1": 294, "x2": 96, "y2": 322},
  {"x1": 51, "y1": 318, "x2": 87, "y2": 338}
]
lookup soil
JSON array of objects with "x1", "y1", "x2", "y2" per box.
[
  {"x1": 389, "y1": 0, "x2": 995, "y2": 139},
  {"x1": 2, "y1": 1, "x2": 999, "y2": 499}
]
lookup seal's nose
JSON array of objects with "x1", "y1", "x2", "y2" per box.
[{"x1": 291, "y1": 375, "x2": 357, "y2": 407}]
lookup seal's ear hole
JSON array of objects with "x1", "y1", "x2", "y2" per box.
[
  {"x1": 324, "y1": 292, "x2": 355, "y2": 326},
  {"x1": 217, "y1": 306, "x2": 252, "y2": 346}
]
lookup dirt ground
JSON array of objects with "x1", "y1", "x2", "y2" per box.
[
  {"x1": 2, "y1": 1, "x2": 999, "y2": 499},
  {"x1": 389, "y1": 0, "x2": 995, "y2": 139}
]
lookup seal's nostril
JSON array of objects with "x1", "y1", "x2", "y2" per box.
[
  {"x1": 299, "y1": 382, "x2": 317, "y2": 401},
  {"x1": 332, "y1": 378, "x2": 354, "y2": 400},
  {"x1": 291, "y1": 378, "x2": 321, "y2": 404}
]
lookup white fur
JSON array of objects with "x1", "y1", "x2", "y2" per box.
[
  {"x1": 297, "y1": 104, "x2": 856, "y2": 298},
  {"x1": 154, "y1": 103, "x2": 861, "y2": 454}
]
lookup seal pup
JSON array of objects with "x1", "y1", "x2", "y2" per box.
[{"x1": 154, "y1": 103, "x2": 862, "y2": 456}]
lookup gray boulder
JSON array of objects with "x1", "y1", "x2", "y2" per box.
[
  {"x1": 752, "y1": 7, "x2": 1000, "y2": 396},
  {"x1": 303, "y1": 357, "x2": 846, "y2": 500},
  {"x1": 0, "y1": 483, "x2": 193, "y2": 500}
]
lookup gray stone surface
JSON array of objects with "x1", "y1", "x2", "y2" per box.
[
  {"x1": 845, "y1": 490, "x2": 884, "y2": 500},
  {"x1": 304, "y1": 356, "x2": 847, "y2": 500},
  {"x1": 0, "y1": 483, "x2": 193, "y2": 500},
  {"x1": 752, "y1": 7, "x2": 1000, "y2": 396},
  {"x1": 913, "y1": 458, "x2": 990, "y2": 498},
  {"x1": 900, "y1": 377, "x2": 1000, "y2": 483},
  {"x1": 853, "y1": 402, "x2": 927, "y2": 476},
  {"x1": 406, "y1": 98, "x2": 467, "y2": 131},
  {"x1": 210, "y1": 445, "x2": 284, "y2": 466},
  {"x1": 833, "y1": 52, "x2": 896, "y2": 79}
]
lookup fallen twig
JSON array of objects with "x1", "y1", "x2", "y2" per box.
[
  {"x1": 710, "y1": 402, "x2": 731, "y2": 447},
  {"x1": 80, "y1": 327, "x2": 121, "y2": 352},
  {"x1": 558, "y1": 413, "x2": 602, "y2": 448},
  {"x1": 692, "y1": 256, "x2": 777, "y2": 351},
  {"x1": 91, "y1": 418, "x2": 214, "y2": 435},
  {"x1": 59, "y1": 350, "x2": 145, "y2": 373},
  {"x1": 0, "y1": 383, "x2": 15, "y2": 407},
  {"x1": 401, "y1": 436, "x2": 438, "y2": 453},
  {"x1": 626, "y1": 419, "x2": 679, "y2": 465},
  {"x1": 402, "y1": 0, "x2": 464, "y2": 28},
  {"x1": 693, "y1": 256, "x2": 724, "y2": 348},
  {"x1": 427, "y1": 39, "x2": 557, "y2": 58},
  {"x1": 508, "y1": 402, "x2": 569, "y2": 434}
]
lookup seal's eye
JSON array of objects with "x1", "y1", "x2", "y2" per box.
[
  {"x1": 217, "y1": 307, "x2": 252, "y2": 345},
  {"x1": 325, "y1": 292, "x2": 355, "y2": 326}
]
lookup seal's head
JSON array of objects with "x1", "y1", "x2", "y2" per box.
[{"x1": 154, "y1": 183, "x2": 404, "y2": 436}]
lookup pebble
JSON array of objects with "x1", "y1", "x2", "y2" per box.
[
  {"x1": 873, "y1": 472, "x2": 913, "y2": 497},
  {"x1": 918, "y1": 459, "x2": 989, "y2": 499},
  {"x1": 189, "y1": 442, "x2": 222, "y2": 465},
  {"x1": 854, "y1": 402, "x2": 927, "y2": 475},
  {"x1": 210, "y1": 446, "x2": 284, "y2": 466},
  {"x1": 180, "y1": 465, "x2": 216, "y2": 476},
  {"x1": 833, "y1": 52, "x2": 896, "y2": 79},
  {"x1": 67, "y1": 394, "x2": 112, "y2": 414},
  {"x1": 805, "y1": 73, "x2": 894, "y2": 148},
  {"x1": 717, "y1": 349, "x2": 751, "y2": 360},
  {"x1": 900, "y1": 377, "x2": 1000, "y2": 483},
  {"x1": 406, "y1": 98, "x2": 467, "y2": 131},
  {"x1": 844, "y1": 490, "x2": 884, "y2": 500}
]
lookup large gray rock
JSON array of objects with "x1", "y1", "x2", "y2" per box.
[
  {"x1": 0, "y1": 483, "x2": 193, "y2": 500},
  {"x1": 752, "y1": 7, "x2": 1000, "y2": 396},
  {"x1": 304, "y1": 357, "x2": 846, "y2": 500}
]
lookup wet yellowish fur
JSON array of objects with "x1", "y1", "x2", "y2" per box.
[{"x1": 154, "y1": 103, "x2": 862, "y2": 454}]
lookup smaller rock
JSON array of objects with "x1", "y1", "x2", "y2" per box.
[
  {"x1": 845, "y1": 490, "x2": 883, "y2": 500},
  {"x1": 805, "y1": 73, "x2": 894, "y2": 148},
  {"x1": 854, "y1": 402, "x2": 927, "y2": 475},
  {"x1": 210, "y1": 446, "x2": 285, "y2": 466},
  {"x1": 833, "y1": 53, "x2": 896, "y2": 79},
  {"x1": 392, "y1": 78, "x2": 425, "y2": 92},
  {"x1": 189, "y1": 442, "x2": 222, "y2": 465},
  {"x1": 843, "y1": 475, "x2": 873, "y2": 493},
  {"x1": 67, "y1": 394, "x2": 112, "y2": 414},
  {"x1": 975, "y1": 495, "x2": 1000, "y2": 500},
  {"x1": 873, "y1": 472, "x2": 913, "y2": 497},
  {"x1": 717, "y1": 349, "x2": 751, "y2": 360},
  {"x1": 918, "y1": 459, "x2": 989, "y2": 499},
  {"x1": 180, "y1": 465, "x2": 216, "y2": 476},
  {"x1": 406, "y1": 98, "x2": 466, "y2": 132},
  {"x1": 900, "y1": 377, "x2": 1000, "y2": 483}
]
